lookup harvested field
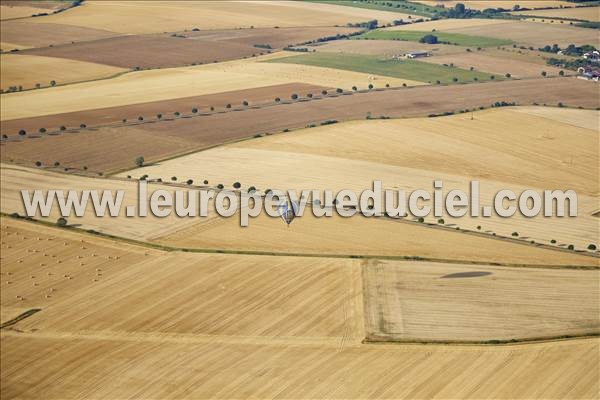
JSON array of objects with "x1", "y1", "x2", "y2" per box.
[
  {"x1": 513, "y1": 6, "x2": 600, "y2": 22},
  {"x1": 128, "y1": 108, "x2": 599, "y2": 251},
  {"x1": 268, "y1": 52, "x2": 495, "y2": 83},
  {"x1": 414, "y1": 1, "x2": 575, "y2": 10},
  {"x1": 2, "y1": 334, "x2": 598, "y2": 399},
  {"x1": 31, "y1": 0, "x2": 407, "y2": 33},
  {"x1": 1, "y1": 218, "x2": 364, "y2": 339},
  {"x1": 1, "y1": 54, "x2": 126, "y2": 90},
  {"x1": 0, "y1": 0, "x2": 68, "y2": 20},
  {"x1": 183, "y1": 26, "x2": 362, "y2": 49},
  {"x1": 154, "y1": 210, "x2": 597, "y2": 266},
  {"x1": 0, "y1": 165, "x2": 209, "y2": 241},
  {"x1": 315, "y1": 38, "x2": 468, "y2": 56},
  {"x1": 21, "y1": 27, "x2": 362, "y2": 69},
  {"x1": 0, "y1": 165, "x2": 596, "y2": 266},
  {"x1": 0, "y1": 20, "x2": 119, "y2": 48},
  {"x1": 0, "y1": 82, "x2": 329, "y2": 136},
  {"x1": 421, "y1": 50, "x2": 565, "y2": 78},
  {"x1": 2, "y1": 78, "x2": 598, "y2": 173},
  {"x1": 392, "y1": 18, "x2": 598, "y2": 47},
  {"x1": 1, "y1": 52, "x2": 420, "y2": 121},
  {"x1": 363, "y1": 260, "x2": 599, "y2": 342}
]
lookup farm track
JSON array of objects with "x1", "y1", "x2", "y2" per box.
[{"x1": 1, "y1": 77, "x2": 598, "y2": 173}]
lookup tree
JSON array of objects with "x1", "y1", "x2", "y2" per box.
[
  {"x1": 35, "y1": 161, "x2": 42, "y2": 167},
  {"x1": 54, "y1": 161, "x2": 60, "y2": 167},
  {"x1": 452, "y1": 77, "x2": 458, "y2": 82},
  {"x1": 186, "y1": 179, "x2": 194, "y2": 185},
  {"x1": 226, "y1": 104, "x2": 232, "y2": 109},
  {"x1": 321, "y1": 90, "x2": 328, "y2": 95},
  {"x1": 455, "y1": 3, "x2": 466, "y2": 13},
  {"x1": 567, "y1": 244, "x2": 575, "y2": 250},
  {"x1": 60, "y1": 126, "x2": 66, "y2": 131},
  {"x1": 352, "y1": 86, "x2": 358, "y2": 91},
  {"x1": 437, "y1": 218, "x2": 445, "y2": 224},
  {"x1": 368, "y1": 84, "x2": 374, "y2": 90},
  {"x1": 192, "y1": 108, "x2": 198, "y2": 113},
  {"x1": 138, "y1": 116, "x2": 144, "y2": 121},
  {"x1": 512, "y1": 232, "x2": 519, "y2": 237},
  {"x1": 18, "y1": 129, "x2": 26, "y2": 137},
  {"x1": 174, "y1": 111, "x2": 181, "y2": 117},
  {"x1": 243, "y1": 100, "x2": 249, "y2": 106},
  {"x1": 551, "y1": 239, "x2": 557, "y2": 244},
  {"x1": 80, "y1": 124, "x2": 86, "y2": 128},
  {"x1": 541, "y1": 71, "x2": 547, "y2": 77},
  {"x1": 233, "y1": 182, "x2": 241, "y2": 189},
  {"x1": 217, "y1": 184, "x2": 224, "y2": 189},
  {"x1": 56, "y1": 217, "x2": 67, "y2": 227},
  {"x1": 588, "y1": 244, "x2": 597, "y2": 250},
  {"x1": 204, "y1": 180, "x2": 208, "y2": 184},
  {"x1": 417, "y1": 217, "x2": 425, "y2": 223},
  {"x1": 83, "y1": 166, "x2": 88, "y2": 171},
  {"x1": 490, "y1": 75, "x2": 495, "y2": 80},
  {"x1": 505, "y1": 73, "x2": 511, "y2": 78},
  {"x1": 135, "y1": 156, "x2": 145, "y2": 167},
  {"x1": 275, "y1": 97, "x2": 281, "y2": 102},
  {"x1": 336, "y1": 88, "x2": 343, "y2": 94},
  {"x1": 50, "y1": 80, "x2": 56, "y2": 87},
  {"x1": 307, "y1": 93, "x2": 313, "y2": 98},
  {"x1": 2, "y1": 134, "x2": 7, "y2": 139},
  {"x1": 419, "y1": 34, "x2": 438, "y2": 44},
  {"x1": 248, "y1": 186, "x2": 256, "y2": 193},
  {"x1": 171, "y1": 176, "x2": 177, "y2": 181},
  {"x1": 291, "y1": 94, "x2": 298, "y2": 100},
  {"x1": 559, "y1": 70, "x2": 565, "y2": 76},
  {"x1": 39, "y1": 128, "x2": 47, "y2": 134}
]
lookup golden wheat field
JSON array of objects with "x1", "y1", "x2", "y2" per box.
[
  {"x1": 1, "y1": 54, "x2": 126, "y2": 90},
  {"x1": 513, "y1": 6, "x2": 600, "y2": 22},
  {"x1": 1, "y1": 219, "x2": 598, "y2": 399},
  {"x1": 363, "y1": 259, "x2": 599, "y2": 342},
  {"x1": 123, "y1": 108, "x2": 599, "y2": 250},
  {"x1": 28, "y1": 0, "x2": 407, "y2": 33},
  {"x1": 1, "y1": 0, "x2": 599, "y2": 398},
  {"x1": 414, "y1": 1, "x2": 576, "y2": 10}
]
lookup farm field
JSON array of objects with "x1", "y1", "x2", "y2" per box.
[
  {"x1": 315, "y1": 38, "x2": 467, "y2": 56},
  {"x1": 268, "y1": 52, "x2": 496, "y2": 83},
  {"x1": 1, "y1": 54, "x2": 126, "y2": 90},
  {"x1": 1, "y1": 1, "x2": 599, "y2": 398},
  {"x1": 0, "y1": 20, "x2": 119, "y2": 49},
  {"x1": 363, "y1": 260, "x2": 599, "y2": 342},
  {"x1": 0, "y1": 52, "x2": 423, "y2": 121},
  {"x1": 421, "y1": 50, "x2": 566, "y2": 78},
  {"x1": 28, "y1": 0, "x2": 407, "y2": 33},
  {"x1": 121, "y1": 108, "x2": 599, "y2": 250},
  {"x1": 0, "y1": 0, "x2": 69, "y2": 20},
  {"x1": 358, "y1": 29, "x2": 513, "y2": 47},
  {"x1": 1, "y1": 333, "x2": 597, "y2": 399},
  {"x1": 20, "y1": 27, "x2": 362, "y2": 69},
  {"x1": 413, "y1": 1, "x2": 576, "y2": 10},
  {"x1": 513, "y1": 6, "x2": 600, "y2": 22},
  {"x1": 390, "y1": 18, "x2": 598, "y2": 47},
  {"x1": 2, "y1": 78, "x2": 598, "y2": 173}
]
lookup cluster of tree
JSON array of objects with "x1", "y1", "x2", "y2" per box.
[
  {"x1": 253, "y1": 44, "x2": 272, "y2": 49},
  {"x1": 347, "y1": 20, "x2": 378, "y2": 29},
  {"x1": 539, "y1": 43, "x2": 596, "y2": 56},
  {"x1": 546, "y1": 57, "x2": 591, "y2": 71},
  {"x1": 576, "y1": 21, "x2": 599, "y2": 29},
  {"x1": 419, "y1": 34, "x2": 438, "y2": 44}
]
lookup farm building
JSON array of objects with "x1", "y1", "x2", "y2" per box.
[{"x1": 406, "y1": 51, "x2": 430, "y2": 59}]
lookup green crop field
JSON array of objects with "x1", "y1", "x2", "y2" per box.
[
  {"x1": 358, "y1": 29, "x2": 514, "y2": 47},
  {"x1": 265, "y1": 52, "x2": 501, "y2": 84}
]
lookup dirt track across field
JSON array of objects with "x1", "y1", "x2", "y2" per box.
[{"x1": 1, "y1": 77, "x2": 598, "y2": 173}]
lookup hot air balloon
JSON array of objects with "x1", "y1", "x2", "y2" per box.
[{"x1": 277, "y1": 199, "x2": 298, "y2": 227}]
